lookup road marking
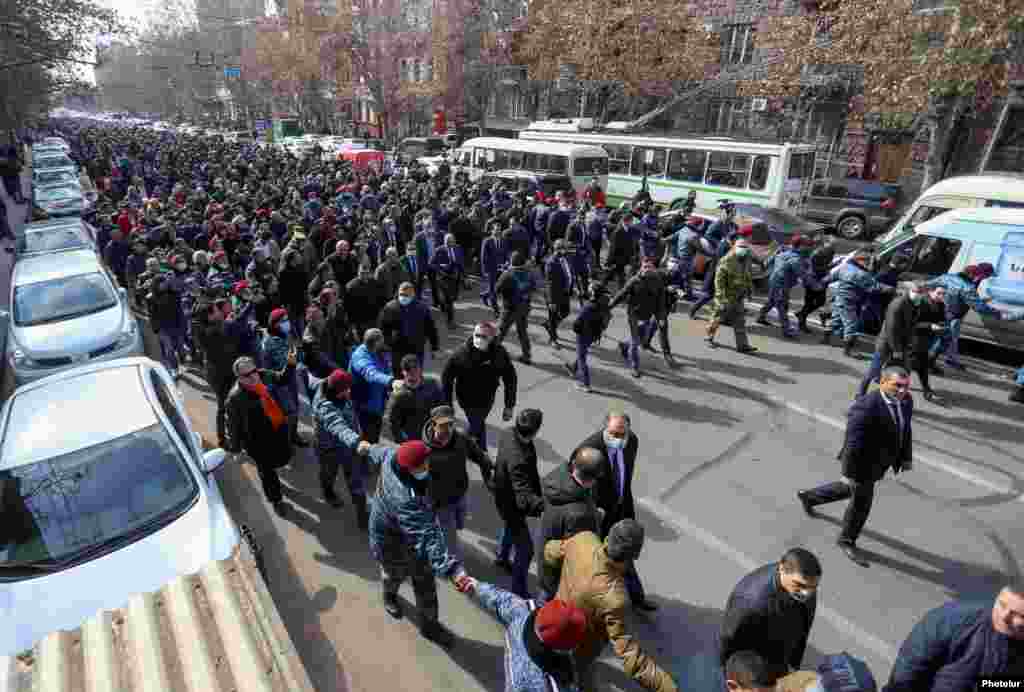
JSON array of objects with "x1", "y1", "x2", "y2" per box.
[
  {"x1": 771, "y1": 395, "x2": 1024, "y2": 501},
  {"x1": 636, "y1": 496, "x2": 900, "y2": 666}
]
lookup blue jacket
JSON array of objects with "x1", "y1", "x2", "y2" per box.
[
  {"x1": 366, "y1": 444, "x2": 461, "y2": 576},
  {"x1": 768, "y1": 249, "x2": 805, "y2": 291},
  {"x1": 430, "y1": 245, "x2": 465, "y2": 276},
  {"x1": 926, "y1": 273, "x2": 1000, "y2": 320},
  {"x1": 472, "y1": 583, "x2": 580, "y2": 692},
  {"x1": 260, "y1": 331, "x2": 289, "y2": 372},
  {"x1": 349, "y1": 344, "x2": 393, "y2": 414},
  {"x1": 481, "y1": 236, "x2": 510, "y2": 276},
  {"x1": 884, "y1": 600, "x2": 1024, "y2": 692},
  {"x1": 829, "y1": 259, "x2": 884, "y2": 307},
  {"x1": 312, "y1": 383, "x2": 362, "y2": 454}
]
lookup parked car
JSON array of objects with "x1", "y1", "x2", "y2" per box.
[
  {"x1": 30, "y1": 182, "x2": 88, "y2": 219},
  {"x1": 12, "y1": 217, "x2": 97, "y2": 260},
  {"x1": 3, "y1": 249, "x2": 143, "y2": 385},
  {"x1": 0, "y1": 358, "x2": 240, "y2": 656},
  {"x1": 31, "y1": 169, "x2": 78, "y2": 189},
  {"x1": 31, "y1": 153, "x2": 78, "y2": 180},
  {"x1": 801, "y1": 179, "x2": 903, "y2": 240}
]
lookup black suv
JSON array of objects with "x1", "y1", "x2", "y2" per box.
[{"x1": 802, "y1": 179, "x2": 902, "y2": 240}]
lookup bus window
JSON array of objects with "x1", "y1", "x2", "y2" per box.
[
  {"x1": 523, "y1": 152, "x2": 537, "y2": 170},
  {"x1": 474, "y1": 148, "x2": 490, "y2": 167},
  {"x1": 706, "y1": 152, "x2": 751, "y2": 188},
  {"x1": 667, "y1": 149, "x2": 707, "y2": 182},
  {"x1": 549, "y1": 156, "x2": 568, "y2": 174},
  {"x1": 536, "y1": 154, "x2": 550, "y2": 171},
  {"x1": 630, "y1": 147, "x2": 667, "y2": 177},
  {"x1": 907, "y1": 235, "x2": 962, "y2": 277},
  {"x1": 748, "y1": 155, "x2": 770, "y2": 190},
  {"x1": 603, "y1": 143, "x2": 631, "y2": 174},
  {"x1": 493, "y1": 149, "x2": 509, "y2": 169},
  {"x1": 787, "y1": 151, "x2": 815, "y2": 179},
  {"x1": 573, "y1": 157, "x2": 607, "y2": 176},
  {"x1": 508, "y1": 150, "x2": 524, "y2": 169}
]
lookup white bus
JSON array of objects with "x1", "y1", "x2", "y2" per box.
[
  {"x1": 518, "y1": 125, "x2": 816, "y2": 212},
  {"x1": 451, "y1": 137, "x2": 609, "y2": 198}
]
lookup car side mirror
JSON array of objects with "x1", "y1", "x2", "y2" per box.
[
  {"x1": 0, "y1": 309, "x2": 8, "y2": 320},
  {"x1": 202, "y1": 448, "x2": 228, "y2": 474},
  {"x1": 119, "y1": 287, "x2": 127, "y2": 299}
]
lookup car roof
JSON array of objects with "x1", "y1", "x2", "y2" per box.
[
  {"x1": 916, "y1": 207, "x2": 1024, "y2": 243},
  {"x1": 1, "y1": 359, "x2": 159, "y2": 469},
  {"x1": 12, "y1": 249, "x2": 105, "y2": 286},
  {"x1": 920, "y1": 172, "x2": 1024, "y2": 200}
]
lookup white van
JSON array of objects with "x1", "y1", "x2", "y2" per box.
[
  {"x1": 872, "y1": 207, "x2": 1024, "y2": 351},
  {"x1": 875, "y1": 172, "x2": 1024, "y2": 247}
]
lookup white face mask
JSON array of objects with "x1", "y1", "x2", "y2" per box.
[
  {"x1": 603, "y1": 430, "x2": 626, "y2": 449},
  {"x1": 398, "y1": 295, "x2": 414, "y2": 306},
  {"x1": 472, "y1": 335, "x2": 491, "y2": 350},
  {"x1": 412, "y1": 468, "x2": 430, "y2": 480}
]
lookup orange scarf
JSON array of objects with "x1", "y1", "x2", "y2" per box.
[{"x1": 242, "y1": 380, "x2": 286, "y2": 431}]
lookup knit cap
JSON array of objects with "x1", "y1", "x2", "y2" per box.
[{"x1": 534, "y1": 599, "x2": 587, "y2": 651}]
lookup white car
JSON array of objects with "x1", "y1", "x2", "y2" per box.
[{"x1": 0, "y1": 357, "x2": 238, "y2": 655}]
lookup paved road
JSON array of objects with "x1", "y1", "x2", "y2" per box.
[{"x1": 168, "y1": 285, "x2": 1023, "y2": 692}]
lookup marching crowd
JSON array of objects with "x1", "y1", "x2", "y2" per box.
[{"x1": 20, "y1": 119, "x2": 1024, "y2": 692}]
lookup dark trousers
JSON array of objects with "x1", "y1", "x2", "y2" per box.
[
  {"x1": 797, "y1": 287, "x2": 828, "y2": 322},
  {"x1": 253, "y1": 457, "x2": 284, "y2": 504},
  {"x1": 607, "y1": 261, "x2": 632, "y2": 291},
  {"x1": 2, "y1": 175, "x2": 22, "y2": 200},
  {"x1": 211, "y1": 373, "x2": 234, "y2": 446},
  {"x1": 624, "y1": 562, "x2": 647, "y2": 604},
  {"x1": 547, "y1": 299, "x2": 571, "y2": 340},
  {"x1": 691, "y1": 260, "x2": 718, "y2": 315},
  {"x1": 464, "y1": 405, "x2": 491, "y2": 449},
  {"x1": 318, "y1": 448, "x2": 367, "y2": 497},
  {"x1": 802, "y1": 479, "x2": 876, "y2": 546},
  {"x1": 357, "y1": 409, "x2": 383, "y2": 443},
  {"x1": 497, "y1": 302, "x2": 531, "y2": 358},
  {"x1": 380, "y1": 553, "x2": 439, "y2": 622},
  {"x1": 426, "y1": 269, "x2": 440, "y2": 306},
  {"x1": 496, "y1": 521, "x2": 534, "y2": 597},
  {"x1": 439, "y1": 273, "x2": 459, "y2": 324}
]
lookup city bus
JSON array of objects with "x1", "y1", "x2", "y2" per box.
[
  {"x1": 451, "y1": 137, "x2": 608, "y2": 198},
  {"x1": 518, "y1": 124, "x2": 816, "y2": 213}
]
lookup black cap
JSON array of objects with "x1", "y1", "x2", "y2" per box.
[{"x1": 515, "y1": 408, "x2": 543, "y2": 436}]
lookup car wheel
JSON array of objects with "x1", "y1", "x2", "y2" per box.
[{"x1": 837, "y1": 215, "x2": 867, "y2": 240}]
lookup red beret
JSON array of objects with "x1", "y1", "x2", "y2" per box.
[
  {"x1": 396, "y1": 440, "x2": 430, "y2": 471},
  {"x1": 535, "y1": 599, "x2": 588, "y2": 651},
  {"x1": 326, "y1": 369, "x2": 352, "y2": 393},
  {"x1": 269, "y1": 307, "x2": 288, "y2": 326},
  {"x1": 736, "y1": 225, "x2": 754, "y2": 238}
]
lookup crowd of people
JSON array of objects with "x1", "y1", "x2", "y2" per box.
[{"x1": 21, "y1": 119, "x2": 1024, "y2": 692}]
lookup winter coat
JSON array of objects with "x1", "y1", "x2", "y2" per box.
[
  {"x1": 366, "y1": 444, "x2": 461, "y2": 576},
  {"x1": 539, "y1": 462, "x2": 601, "y2": 549},
  {"x1": 480, "y1": 236, "x2": 510, "y2": 276},
  {"x1": 829, "y1": 259, "x2": 884, "y2": 309},
  {"x1": 543, "y1": 531, "x2": 678, "y2": 692},
  {"x1": 472, "y1": 583, "x2": 580, "y2": 692},
  {"x1": 375, "y1": 259, "x2": 410, "y2": 300},
  {"x1": 442, "y1": 336, "x2": 518, "y2": 412},
  {"x1": 312, "y1": 382, "x2": 362, "y2": 454},
  {"x1": 492, "y1": 428, "x2": 544, "y2": 528},
  {"x1": 301, "y1": 321, "x2": 340, "y2": 379},
  {"x1": 609, "y1": 271, "x2": 667, "y2": 322},
  {"x1": 223, "y1": 365, "x2": 295, "y2": 467},
  {"x1": 875, "y1": 294, "x2": 920, "y2": 355},
  {"x1": 349, "y1": 344, "x2": 393, "y2": 415},
  {"x1": 719, "y1": 562, "x2": 816, "y2": 671},
  {"x1": 260, "y1": 331, "x2": 290, "y2": 372},
  {"x1": 884, "y1": 600, "x2": 1024, "y2": 692},
  {"x1": 926, "y1": 273, "x2": 1000, "y2": 320},
  {"x1": 345, "y1": 275, "x2": 387, "y2": 326},
  {"x1": 424, "y1": 427, "x2": 493, "y2": 508},
  {"x1": 495, "y1": 267, "x2": 538, "y2": 309},
  {"x1": 387, "y1": 377, "x2": 445, "y2": 442},
  {"x1": 378, "y1": 297, "x2": 439, "y2": 354},
  {"x1": 572, "y1": 297, "x2": 611, "y2": 343},
  {"x1": 199, "y1": 302, "x2": 253, "y2": 385},
  {"x1": 713, "y1": 251, "x2": 754, "y2": 308}
]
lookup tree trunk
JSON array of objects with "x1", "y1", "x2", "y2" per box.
[{"x1": 920, "y1": 95, "x2": 960, "y2": 192}]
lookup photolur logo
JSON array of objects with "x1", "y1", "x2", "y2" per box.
[{"x1": 979, "y1": 680, "x2": 1024, "y2": 689}]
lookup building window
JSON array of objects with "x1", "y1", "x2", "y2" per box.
[
  {"x1": 912, "y1": 0, "x2": 950, "y2": 12},
  {"x1": 709, "y1": 99, "x2": 749, "y2": 135},
  {"x1": 722, "y1": 24, "x2": 755, "y2": 66},
  {"x1": 316, "y1": 0, "x2": 338, "y2": 16}
]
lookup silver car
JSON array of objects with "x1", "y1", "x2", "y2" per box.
[
  {"x1": 3, "y1": 250, "x2": 143, "y2": 385},
  {"x1": 0, "y1": 358, "x2": 237, "y2": 655},
  {"x1": 12, "y1": 217, "x2": 97, "y2": 260},
  {"x1": 31, "y1": 183, "x2": 87, "y2": 218}
]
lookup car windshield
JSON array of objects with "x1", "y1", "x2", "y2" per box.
[
  {"x1": 0, "y1": 425, "x2": 197, "y2": 573},
  {"x1": 13, "y1": 272, "x2": 117, "y2": 326},
  {"x1": 35, "y1": 157, "x2": 74, "y2": 169},
  {"x1": 34, "y1": 171, "x2": 77, "y2": 187},
  {"x1": 18, "y1": 228, "x2": 88, "y2": 255}
]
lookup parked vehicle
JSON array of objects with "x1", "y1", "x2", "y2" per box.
[
  {"x1": 3, "y1": 249, "x2": 143, "y2": 385},
  {"x1": 31, "y1": 182, "x2": 87, "y2": 219},
  {"x1": 452, "y1": 137, "x2": 609, "y2": 198},
  {"x1": 802, "y1": 179, "x2": 903, "y2": 240},
  {"x1": 479, "y1": 170, "x2": 575, "y2": 204},
  {"x1": 396, "y1": 136, "x2": 447, "y2": 164},
  {"x1": 31, "y1": 153, "x2": 77, "y2": 180},
  {"x1": 12, "y1": 217, "x2": 97, "y2": 260}
]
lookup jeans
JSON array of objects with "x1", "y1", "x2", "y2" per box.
[
  {"x1": 436, "y1": 494, "x2": 468, "y2": 560},
  {"x1": 464, "y1": 406, "x2": 490, "y2": 449},
  {"x1": 157, "y1": 329, "x2": 186, "y2": 373},
  {"x1": 929, "y1": 316, "x2": 962, "y2": 365},
  {"x1": 575, "y1": 337, "x2": 594, "y2": 387},
  {"x1": 318, "y1": 447, "x2": 367, "y2": 497},
  {"x1": 496, "y1": 521, "x2": 535, "y2": 597},
  {"x1": 619, "y1": 317, "x2": 658, "y2": 370}
]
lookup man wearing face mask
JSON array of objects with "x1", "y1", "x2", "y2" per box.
[
  {"x1": 422, "y1": 405, "x2": 494, "y2": 560},
  {"x1": 495, "y1": 251, "x2": 538, "y2": 365},
  {"x1": 610, "y1": 256, "x2": 676, "y2": 376},
  {"x1": 442, "y1": 321, "x2": 518, "y2": 450},
  {"x1": 491, "y1": 409, "x2": 546, "y2": 597},
  {"x1": 364, "y1": 439, "x2": 475, "y2": 648},
  {"x1": 313, "y1": 369, "x2": 374, "y2": 525},
  {"x1": 429, "y1": 233, "x2": 465, "y2": 329},
  {"x1": 543, "y1": 520, "x2": 678, "y2": 692},
  {"x1": 719, "y1": 548, "x2": 822, "y2": 675},
  {"x1": 706, "y1": 234, "x2": 758, "y2": 354},
  {"x1": 378, "y1": 282, "x2": 440, "y2": 376},
  {"x1": 388, "y1": 354, "x2": 445, "y2": 442},
  {"x1": 797, "y1": 366, "x2": 914, "y2": 567},
  {"x1": 571, "y1": 411, "x2": 658, "y2": 612}
]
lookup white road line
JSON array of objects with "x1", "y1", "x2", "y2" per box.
[
  {"x1": 771, "y1": 395, "x2": 1024, "y2": 501},
  {"x1": 636, "y1": 497, "x2": 900, "y2": 666}
]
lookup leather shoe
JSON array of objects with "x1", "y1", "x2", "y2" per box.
[
  {"x1": 383, "y1": 595, "x2": 403, "y2": 619},
  {"x1": 838, "y1": 542, "x2": 870, "y2": 567},
  {"x1": 494, "y1": 558, "x2": 514, "y2": 573},
  {"x1": 796, "y1": 491, "x2": 816, "y2": 517},
  {"x1": 633, "y1": 599, "x2": 659, "y2": 612}
]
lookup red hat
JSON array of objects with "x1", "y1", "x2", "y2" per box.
[
  {"x1": 789, "y1": 234, "x2": 804, "y2": 247},
  {"x1": 686, "y1": 216, "x2": 703, "y2": 226},
  {"x1": 396, "y1": 440, "x2": 430, "y2": 471},
  {"x1": 170, "y1": 255, "x2": 184, "y2": 265},
  {"x1": 736, "y1": 225, "x2": 754, "y2": 238},
  {"x1": 326, "y1": 369, "x2": 352, "y2": 393},
  {"x1": 269, "y1": 307, "x2": 288, "y2": 327},
  {"x1": 534, "y1": 599, "x2": 588, "y2": 651},
  {"x1": 213, "y1": 250, "x2": 227, "y2": 262}
]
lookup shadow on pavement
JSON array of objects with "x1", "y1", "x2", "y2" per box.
[{"x1": 747, "y1": 349, "x2": 864, "y2": 378}]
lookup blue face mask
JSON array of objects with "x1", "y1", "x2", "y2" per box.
[
  {"x1": 279, "y1": 320, "x2": 291, "y2": 335},
  {"x1": 398, "y1": 295, "x2": 414, "y2": 306},
  {"x1": 412, "y1": 468, "x2": 430, "y2": 480}
]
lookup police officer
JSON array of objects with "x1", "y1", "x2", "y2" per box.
[
  {"x1": 756, "y1": 236, "x2": 811, "y2": 339},
  {"x1": 825, "y1": 249, "x2": 893, "y2": 356},
  {"x1": 544, "y1": 240, "x2": 576, "y2": 350}
]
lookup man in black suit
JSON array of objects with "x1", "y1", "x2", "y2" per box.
[
  {"x1": 570, "y1": 410, "x2": 658, "y2": 611},
  {"x1": 544, "y1": 239, "x2": 576, "y2": 349},
  {"x1": 401, "y1": 241, "x2": 423, "y2": 298},
  {"x1": 798, "y1": 365, "x2": 914, "y2": 567}
]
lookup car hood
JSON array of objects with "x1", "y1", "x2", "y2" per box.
[
  {"x1": 0, "y1": 484, "x2": 237, "y2": 655},
  {"x1": 12, "y1": 304, "x2": 125, "y2": 358}
]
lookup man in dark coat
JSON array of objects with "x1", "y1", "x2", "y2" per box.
[
  {"x1": 324, "y1": 239, "x2": 360, "y2": 298},
  {"x1": 224, "y1": 354, "x2": 296, "y2": 517},
  {"x1": 570, "y1": 410, "x2": 657, "y2": 611},
  {"x1": 544, "y1": 239, "x2": 576, "y2": 349},
  {"x1": 858, "y1": 281, "x2": 926, "y2": 397},
  {"x1": 345, "y1": 260, "x2": 388, "y2": 341},
  {"x1": 609, "y1": 256, "x2": 675, "y2": 376},
  {"x1": 719, "y1": 548, "x2": 822, "y2": 674},
  {"x1": 883, "y1": 582, "x2": 1024, "y2": 692},
  {"x1": 539, "y1": 448, "x2": 604, "y2": 549},
  {"x1": 441, "y1": 321, "x2": 518, "y2": 450},
  {"x1": 494, "y1": 251, "x2": 538, "y2": 364},
  {"x1": 429, "y1": 232, "x2": 465, "y2": 328},
  {"x1": 377, "y1": 281, "x2": 439, "y2": 376},
  {"x1": 387, "y1": 354, "x2": 445, "y2": 442},
  {"x1": 491, "y1": 409, "x2": 545, "y2": 597},
  {"x1": 479, "y1": 221, "x2": 508, "y2": 313},
  {"x1": 798, "y1": 365, "x2": 914, "y2": 566},
  {"x1": 198, "y1": 298, "x2": 253, "y2": 447}
]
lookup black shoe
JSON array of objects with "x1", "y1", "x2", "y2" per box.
[
  {"x1": 923, "y1": 390, "x2": 945, "y2": 405},
  {"x1": 755, "y1": 316, "x2": 771, "y2": 326},
  {"x1": 1010, "y1": 387, "x2": 1024, "y2": 404},
  {"x1": 420, "y1": 621, "x2": 456, "y2": 649},
  {"x1": 518, "y1": 354, "x2": 532, "y2": 365},
  {"x1": 273, "y1": 500, "x2": 289, "y2": 518},
  {"x1": 563, "y1": 361, "x2": 577, "y2": 377},
  {"x1": 797, "y1": 491, "x2": 816, "y2": 517},
  {"x1": 618, "y1": 342, "x2": 629, "y2": 362},
  {"x1": 838, "y1": 542, "x2": 870, "y2": 567},
  {"x1": 383, "y1": 595, "x2": 403, "y2": 619},
  {"x1": 323, "y1": 489, "x2": 344, "y2": 508},
  {"x1": 782, "y1": 331, "x2": 798, "y2": 339},
  {"x1": 631, "y1": 367, "x2": 641, "y2": 378},
  {"x1": 705, "y1": 337, "x2": 718, "y2": 349},
  {"x1": 737, "y1": 346, "x2": 759, "y2": 355},
  {"x1": 930, "y1": 364, "x2": 944, "y2": 376},
  {"x1": 797, "y1": 319, "x2": 811, "y2": 334},
  {"x1": 843, "y1": 339, "x2": 858, "y2": 358},
  {"x1": 642, "y1": 342, "x2": 656, "y2": 352},
  {"x1": 494, "y1": 558, "x2": 514, "y2": 573},
  {"x1": 633, "y1": 599, "x2": 659, "y2": 612},
  {"x1": 663, "y1": 354, "x2": 677, "y2": 369}
]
